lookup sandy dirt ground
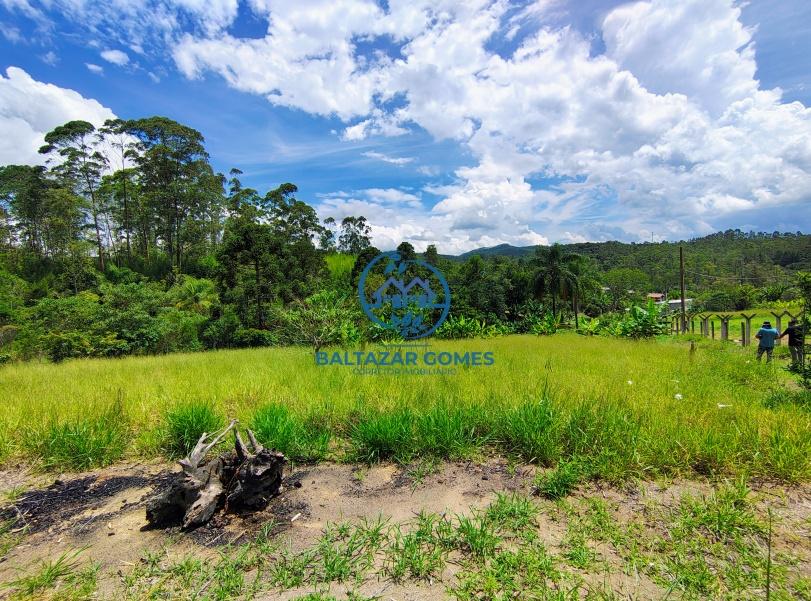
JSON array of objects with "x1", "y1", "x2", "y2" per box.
[{"x1": 1, "y1": 459, "x2": 809, "y2": 600}]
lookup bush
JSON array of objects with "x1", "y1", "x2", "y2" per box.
[
  {"x1": 25, "y1": 403, "x2": 129, "y2": 470},
  {"x1": 529, "y1": 313, "x2": 560, "y2": 336},
  {"x1": 616, "y1": 300, "x2": 668, "y2": 338},
  {"x1": 153, "y1": 308, "x2": 205, "y2": 354},
  {"x1": 272, "y1": 291, "x2": 363, "y2": 348},
  {"x1": 43, "y1": 331, "x2": 128, "y2": 362},
  {"x1": 249, "y1": 404, "x2": 331, "y2": 461},
  {"x1": 233, "y1": 328, "x2": 279, "y2": 348},
  {"x1": 435, "y1": 315, "x2": 498, "y2": 339},
  {"x1": 163, "y1": 402, "x2": 223, "y2": 458},
  {"x1": 201, "y1": 308, "x2": 241, "y2": 349}
]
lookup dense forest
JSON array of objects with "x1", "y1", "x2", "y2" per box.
[{"x1": 0, "y1": 116, "x2": 807, "y2": 362}]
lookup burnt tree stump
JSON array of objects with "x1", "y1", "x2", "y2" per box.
[{"x1": 146, "y1": 420, "x2": 286, "y2": 529}]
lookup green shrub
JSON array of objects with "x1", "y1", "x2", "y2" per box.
[
  {"x1": 163, "y1": 402, "x2": 223, "y2": 458},
  {"x1": 617, "y1": 300, "x2": 668, "y2": 338},
  {"x1": 233, "y1": 328, "x2": 279, "y2": 348},
  {"x1": 26, "y1": 403, "x2": 129, "y2": 470},
  {"x1": 435, "y1": 315, "x2": 498, "y2": 339},
  {"x1": 250, "y1": 404, "x2": 331, "y2": 461}
]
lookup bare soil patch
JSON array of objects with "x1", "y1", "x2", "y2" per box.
[{"x1": 1, "y1": 459, "x2": 809, "y2": 600}]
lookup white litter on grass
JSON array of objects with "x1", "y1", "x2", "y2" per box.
[
  {"x1": 717, "y1": 404, "x2": 732, "y2": 409},
  {"x1": 674, "y1": 394, "x2": 683, "y2": 400},
  {"x1": 291, "y1": 513, "x2": 301, "y2": 522},
  {"x1": 627, "y1": 380, "x2": 633, "y2": 385}
]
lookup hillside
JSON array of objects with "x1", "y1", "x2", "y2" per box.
[{"x1": 455, "y1": 230, "x2": 811, "y2": 291}]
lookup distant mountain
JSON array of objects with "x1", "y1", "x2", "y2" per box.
[
  {"x1": 456, "y1": 243, "x2": 534, "y2": 259},
  {"x1": 440, "y1": 231, "x2": 811, "y2": 290}
]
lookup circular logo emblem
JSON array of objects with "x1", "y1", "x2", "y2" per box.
[{"x1": 358, "y1": 251, "x2": 451, "y2": 340}]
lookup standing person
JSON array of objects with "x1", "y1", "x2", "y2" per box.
[
  {"x1": 779, "y1": 319, "x2": 805, "y2": 369},
  {"x1": 755, "y1": 320, "x2": 779, "y2": 363}
]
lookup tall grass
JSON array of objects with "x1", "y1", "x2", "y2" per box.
[
  {"x1": 250, "y1": 403, "x2": 331, "y2": 461},
  {"x1": 0, "y1": 334, "x2": 808, "y2": 480},
  {"x1": 163, "y1": 401, "x2": 223, "y2": 458},
  {"x1": 22, "y1": 402, "x2": 129, "y2": 470}
]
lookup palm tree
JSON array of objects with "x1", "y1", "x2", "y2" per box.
[
  {"x1": 533, "y1": 243, "x2": 578, "y2": 320},
  {"x1": 172, "y1": 276, "x2": 218, "y2": 316},
  {"x1": 567, "y1": 255, "x2": 601, "y2": 329}
]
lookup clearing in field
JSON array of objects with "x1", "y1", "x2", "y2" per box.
[{"x1": 1, "y1": 335, "x2": 809, "y2": 600}]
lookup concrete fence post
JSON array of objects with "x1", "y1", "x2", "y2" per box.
[
  {"x1": 741, "y1": 314, "x2": 756, "y2": 347},
  {"x1": 719, "y1": 316, "x2": 731, "y2": 342},
  {"x1": 771, "y1": 312, "x2": 783, "y2": 346}
]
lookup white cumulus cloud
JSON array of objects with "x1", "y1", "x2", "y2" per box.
[
  {"x1": 6, "y1": 0, "x2": 811, "y2": 248},
  {"x1": 0, "y1": 67, "x2": 116, "y2": 165}
]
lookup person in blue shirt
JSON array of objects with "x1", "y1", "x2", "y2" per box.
[{"x1": 755, "y1": 321, "x2": 780, "y2": 363}]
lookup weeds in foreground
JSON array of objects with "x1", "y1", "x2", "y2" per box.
[
  {"x1": 2, "y1": 548, "x2": 97, "y2": 600},
  {"x1": 534, "y1": 457, "x2": 589, "y2": 499},
  {"x1": 107, "y1": 486, "x2": 810, "y2": 600},
  {"x1": 0, "y1": 518, "x2": 26, "y2": 560}
]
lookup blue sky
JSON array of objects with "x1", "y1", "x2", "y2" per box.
[{"x1": 1, "y1": 0, "x2": 810, "y2": 253}]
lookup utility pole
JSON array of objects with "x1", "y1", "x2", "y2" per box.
[{"x1": 679, "y1": 245, "x2": 687, "y2": 333}]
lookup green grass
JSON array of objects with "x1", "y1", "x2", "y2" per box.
[
  {"x1": 0, "y1": 334, "x2": 808, "y2": 481},
  {"x1": 163, "y1": 400, "x2": 223, "y2": 458},
  {"x1": 106, "y1": 488, "x2": 810, "y2": 600},
  {"x1": 250, "y1": 403, "x2": 331, "y2": 461},
  {"x1": 2, "y1": 549, "x2": 97, "y2": 600},
  {"x1": 325, "y1": 253, "x2": 355, "y2": 282},
  {"x1": 21, "y1": 402, "x2": 129, "y2": 470}
]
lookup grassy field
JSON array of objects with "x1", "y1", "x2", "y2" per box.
[{"x1": 1, "y1": 334, "x2": 808, "y2": 482}]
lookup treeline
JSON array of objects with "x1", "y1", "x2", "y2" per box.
[
  {"x1": 463, "y1": 230, "x2": 811, "y2": 297},
  {"x1": 0, "y1": 115, "x2": 805, "y2": 362},
  {"x1": 0, "y1": 116, "x2": 379, "y2": 360}
]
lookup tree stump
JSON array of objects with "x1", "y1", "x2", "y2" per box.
[{"x1": 146, "y1": 420, "x2": 286, "y2": 529}]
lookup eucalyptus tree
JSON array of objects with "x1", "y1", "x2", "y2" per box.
[
  {"x1": 338, "y1": 216, "x2": 372, "y2": 254},
  {"x1": 0, "y1": 165, "x2": 51, "y2": 255},
  {"x1": 266, "y1": 182, "x2": 324, "y2": 243},
  {"x1": 124, "y1": 117, "x2": 216, "y2": 275},
  {"x1": 424, "y1": 244, "x2": 439, "y2": 266},
  {"x1": 319, "y1": 217, "x2": 337, "y2": 251},
  {"x1": 99, "y1": 119, "x2": 141, "y2": 262},
  {"x1": 39, "y1": 120, "x2": 108, "y2": 269}
]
